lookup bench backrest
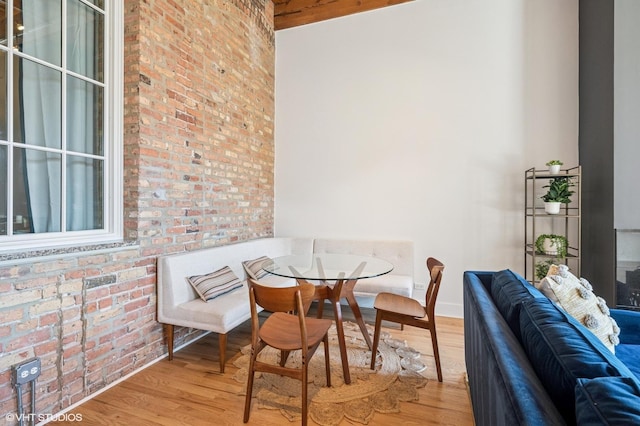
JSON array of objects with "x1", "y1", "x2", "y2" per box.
[
  {"x1": 312, "y1": 238, "x2": 413, "y2": 276},
  {"x1": 157, "y1": 237, "x2": 314, "y2": 314}
]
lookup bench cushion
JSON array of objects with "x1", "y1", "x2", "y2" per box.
[
  {"x1": 352, "y1": 274, "x2": 413, "y2": 298},
  {"x1": 174, "y1": 283, "x2": 255, "y2": 333}
]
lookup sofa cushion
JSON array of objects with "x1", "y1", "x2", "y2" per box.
[
  {"x1": 242, "y1": 255, "x2": 271, "y2": 280},
  {"x1": 489, "y1": 269, "x2": 546, "y2": 339},
  {"x1": 187, "y1": 266, "x2": 244, "y2": 302},
  {"x1": 611, "y1": 308, "x2": 640, "y2": 345},
  {"x1": 614, "y1": 344, "x2": 640, "y2": 382},
  {"x1": 538, "y1": 264, "x2": 620, "y2": 353},
  {"x1": 518, "y1": 299, "x2": 638, "y2": 424},
  {"x1": 575, "y1": 377, "x2": 640, "y2": 425}
]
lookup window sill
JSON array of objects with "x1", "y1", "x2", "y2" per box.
[{"x1": 0, "y1": 240, "x2": 139, "y2": 265}]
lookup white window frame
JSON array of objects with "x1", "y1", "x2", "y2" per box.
[{"x1": 0, "y1": 0, "x2": 123, "y2": 252}]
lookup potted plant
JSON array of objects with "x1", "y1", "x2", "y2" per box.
[
  {"x1": 545, "y1": 160, "x2": 563, "y2": 174},
  {"x1": 541, "y1": 176, "x2": 574, "y2": 214},
  {"x1": 535, "y1": 234, "x2": 568, "y2": 258},
  {"x1": 535, "y1": 259, "x2": 555, "y2": 280}
]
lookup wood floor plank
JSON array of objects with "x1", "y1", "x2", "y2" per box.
[{"x1": 56, "y1": 306, "x2": 473, "y2": 425}]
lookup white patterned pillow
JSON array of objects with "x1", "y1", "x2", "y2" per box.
[
  {"x1": 241, "y1": 256, "x2": 270, "y2": 280},
  {"x1": 187, "y1": 266, "x2": 243, "y2": 302},
  {"x1": 538, "y1": 264, "x2": 620, "y2": 353}
]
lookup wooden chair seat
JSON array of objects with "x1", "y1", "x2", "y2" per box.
[
  {"x1": 374, "y1": 292, "x2": 426, "y2": 318},
  {"x1": 260, "y1": 312, "x2": 333, "y2": 351}
]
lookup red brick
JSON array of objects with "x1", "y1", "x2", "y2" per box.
[{"x1": 0, "y1": 0, "x2": 275, "y2": 418}]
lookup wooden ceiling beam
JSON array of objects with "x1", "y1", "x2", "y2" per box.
[{"x1": 274, "y1": 0, "x2": 413, "y2": 31}]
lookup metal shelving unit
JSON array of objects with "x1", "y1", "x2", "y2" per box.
[{"x1": 524, "y1": 166, "x2": 581, "y2": 283}]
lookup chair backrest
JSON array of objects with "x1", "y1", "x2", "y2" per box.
[
  {"x1": 248, "y1": 277, "x2": 316, "y2": 314},
  {"x1": 425, "y1": 257, "x2": 445, "y2": 319},
  {"x1": 247, "y1": 277, "x2": 317, "y2": 349}
]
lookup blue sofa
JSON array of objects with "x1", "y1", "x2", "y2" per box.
[{"x1": 464, "y1": 269, "x2": 640, "y2": 425}]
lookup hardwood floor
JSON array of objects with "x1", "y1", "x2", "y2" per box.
[{"x1": 57, "y1": 306, "x2": 473, "y2": 425}]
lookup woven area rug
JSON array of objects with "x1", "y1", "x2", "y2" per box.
[{"x1": 233, "y1": 321, "x2": 428, "y2": 425}]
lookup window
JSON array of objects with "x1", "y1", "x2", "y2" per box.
[{"x1": 0, "y1": 0, "x2": 122, "y2": 251}]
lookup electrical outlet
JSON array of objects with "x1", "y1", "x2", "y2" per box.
[
  {"x1": 414, "y1": 282, "x2": 426, "y2": 290},
  {"x1": 12, "y1": 358, "x2": 41, "y2": 385}
]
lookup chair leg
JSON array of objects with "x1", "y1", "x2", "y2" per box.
[
  {"x1": 165, "y1": 324, "x2": 175, "y2": 361},
  {"x1": 323, "y1": 334, "x2": 331, "y2": 387},
  {"x1": 301, "y1": 358, "x2": 308, "y2": 426},
  {"x1": 280, "y1": 350, "x2": 291, "y2": 367},
  {"x1": 244, "y1": 348, "x2": 258, "y2": 423},
  {"x1": 370, "y1": 310, "x2": 383, "y2": 370},
  {"x1": 430, "y1": 325, "x2": 443, "y2": 382},
  {"x1": 219, "y1": 333, "x2": 227, "y2": 373}
]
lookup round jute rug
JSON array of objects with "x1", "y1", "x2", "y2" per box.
[{"x1": 233, "y1": 321, "x2": 428, "y2": 425}]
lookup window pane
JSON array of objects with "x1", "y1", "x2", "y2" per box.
[
  {"x1": 0, "y1": 2, "x2": 24, "y2": 49},
  {"x1": 0, "y1": 0, "x2": 115, "y2": 247},
  {"x1": 15, "y1": 146, "x2": 61, "y2": 233},
  {"x1": 14, "y1": 57, "x2": 62, "y2": 148},
  {"x1": 66, "y1": 156, "x2": 102, "y2": 231},
  {"x1": 0, "y1": 51, "x2": 6, "y2": 140},
  {"x1": 0, "y1": 144, "x2": 6, "y2": 235},
  {"x1": 0, "y1": 1, "x2": 6, "y2": 47},
  {"x1": 67, "y1": 0, "x2": 103, "y2": 82},
  {"x1": 12, "y1": 146, "x2": 29, "y2": 233},
  {"x1": 67, "y1": 75, "x2": 103, "y2": 155},
  {"x1": 18, "y1": 0, "x2": 62, "y2": 66}
]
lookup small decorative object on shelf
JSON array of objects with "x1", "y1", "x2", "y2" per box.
[
  {"x1": 541, "y1": 176, "x2": 574, "y2": 214},
  {"x1": 545, "y1": 159, "x2": 563, "y2": 175},
  {"x1": 535, "y1": 234, "x2": 568, "y2": 257}
]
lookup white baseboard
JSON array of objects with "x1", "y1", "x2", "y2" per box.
[{"x1": 436, "y1": 302, "x2": 463, "y2": 318}]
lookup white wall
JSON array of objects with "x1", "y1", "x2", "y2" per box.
[{"x1": 274, "y1": 0, "x2": 578, "y2": 317}]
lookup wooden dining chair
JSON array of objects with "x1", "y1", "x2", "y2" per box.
[
  {"x1": 244, "y1": 277, "x2": 333, "y2": 425},
  {"x1": 369, "y1": 257, "x2": 445, "y2": 382}
]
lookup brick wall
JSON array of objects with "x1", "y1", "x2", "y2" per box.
[{"x1": 0, "y1": 0, "x2": 275, "y2": 421}]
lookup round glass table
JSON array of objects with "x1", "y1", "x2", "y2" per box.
[{"x1": 262, "y1": 253, "x2": 394, "y2": 384}]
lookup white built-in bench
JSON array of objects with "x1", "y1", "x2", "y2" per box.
[{"x1": 156, "y1": 237, "x2": 414, "y2": 372}]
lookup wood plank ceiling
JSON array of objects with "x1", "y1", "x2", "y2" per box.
[{"x1": 273, "y1": 0, "x2": 413, "y2": 30}]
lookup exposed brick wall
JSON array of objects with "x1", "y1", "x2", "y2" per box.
[{"x1": 0, "y1": 0, "x2": 274, "y2": 421}]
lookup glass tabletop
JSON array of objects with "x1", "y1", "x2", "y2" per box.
[{"x1": 262, "y1": 253, "x2": 394, "y2": 281}]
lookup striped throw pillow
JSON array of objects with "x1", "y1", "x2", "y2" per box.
[
  {"x1": 187, "y1": 266, "x2": 243, "y2": 302},
  {"x1": 241, "y1": 256, "x2": 271, "y2": 280}
]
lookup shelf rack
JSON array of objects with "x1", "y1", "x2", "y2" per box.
[{"x1": 524, "y1": 166, "x2": 582, "y2": 283}]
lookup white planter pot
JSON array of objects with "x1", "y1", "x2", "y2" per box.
[
  {"x1": 548, "y1": 164, "x2": 561, "y2": 174},
  {"x1": 542, "y1": 238, "x2": 559, "y2": 255},
  {"x1": 544, "y1": 202, "x2": 561, "y2": 214}
]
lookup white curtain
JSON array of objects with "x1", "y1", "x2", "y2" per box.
[
  {"x1": 22, "y1": 0, "x2": 95, "y2": 232},
  {"x1": 66, "y1": 1, "x2": 96, "y2": 231},
  {"x1": 22, "y1": 0, "x2": 62, "y2": 233}
]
